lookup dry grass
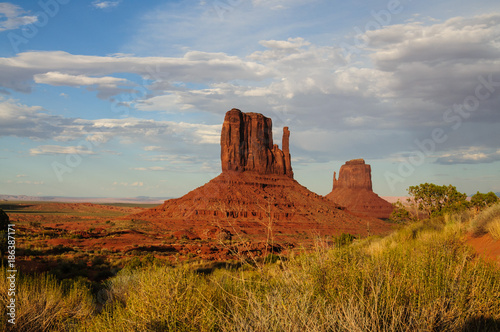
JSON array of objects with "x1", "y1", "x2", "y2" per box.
[
  {"x1": 3, "y1": 209, "x2": 500, "y2": 331},
  {"x1": 470, "y1": 203, "x2": 500, "y2": 237},
  {"x1": 486, "y1": 217, "x2": 500, "y2": 240},
  {"x1": 79, "y1": 216, "x2": 500, "y2": 332},
  {"x1": 0, "y1": 271, "x2": 93, "y2": 331}
]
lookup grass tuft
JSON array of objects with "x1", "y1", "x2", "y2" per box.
[{"x1": 470, "y1": 203, "x2": 500, "y2": 237}]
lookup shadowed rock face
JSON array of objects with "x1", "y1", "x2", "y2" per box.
[
  {"x1": 220, "y1": 108, "x2": 293, "y2": 178},
  {"x1": 327, "y1": 159, "x2": 393, "y2": 219}
]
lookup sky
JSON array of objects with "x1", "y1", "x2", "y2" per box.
[{"x1": 1, "y1": 0, "x2": 500, "y2": 199}]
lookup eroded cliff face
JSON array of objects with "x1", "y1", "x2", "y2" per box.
[
  {"x1": 327, "y1": 159, "x2": 393, "y2": 219},
  {"x1": 220, "y1": 109, "x2": 293, "y2": 178},
  {"x1": 333, "y1": 159, "x2": 372, "y2": 190}
]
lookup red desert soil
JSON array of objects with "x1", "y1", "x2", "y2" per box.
[
  {"x1": 466, "y1": 233, "x2": 500, "y2": 266},
  {"x1": 11, "y1": 109, "x2": 396, "y2": 272}
]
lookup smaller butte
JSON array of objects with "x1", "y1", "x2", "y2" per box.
[{"x1": 326, "y1": 159, "x2": 393, "y2": 219}]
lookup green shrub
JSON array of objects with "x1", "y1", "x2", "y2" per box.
[{"x1": 333, "y1": 233, "x2": 355, "y2": 247}]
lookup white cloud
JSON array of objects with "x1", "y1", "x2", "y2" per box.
[
  {"x1": 435, "y1": 147, "x2": 500, "y2": 165},
  {"x1": 0, "y1": 50, "x2": 270, "y2": 101},
  {"x1": 29, "y1": 145, "x2": 97, "y2": 156},
  {"x1": 2, "y1": 13, "x2": 500, "y2": 168},
  {"x1": 131, "y1": 166, "x2": 166, "y2": 171},
  {"x1": 34, "y1": 71, "x2": 135, "y2": 99},
  {"x1": 0, "y1": 3, "x2": 37, "y2": 32},
  {"x1": 92, "y1": 1, "x2": 121, "y2": 9},
  {"x1": 252, "y1": 0, "x2": 315, "y2": 9},
  {"x1": 0, "y1": 98, "x2": 221, "y2": 147},
  {"x1": 259, "y1": 37, "x2": 311, "y2": 50},
  {"x1": 0, "y1": 98, "x2": 64, "y2": 140},
  {"x1": 34, "y1": 72, "x2": 131, "y2": 88},
  {"x1": 112, "y1": 181, "x2": 144, "y2": 187}
]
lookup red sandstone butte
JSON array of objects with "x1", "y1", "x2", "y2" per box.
[
  {"x1": 326, "y1": 159, "x2": 394, "y2": 219},
  {"x1": 221, "y1": 109, "x2": 293, "y2": 178},
  {"x1": 132, "y1": 110, "x2": 391, "y2": 237}
]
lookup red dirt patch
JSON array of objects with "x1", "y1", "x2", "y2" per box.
[{"x1": 466, "y1": 233, "x2": 500, "y2": 266}]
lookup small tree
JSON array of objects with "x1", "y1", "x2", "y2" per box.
[
  {"x1": 407, "y1": 183, "x2": 468, "y2": 218},
  {"x1": 390, "y1": 201, "x2": 413, "y2": 223},
  {"x1": 470, "y1": 191, "x2": 499, "y2": 211}
]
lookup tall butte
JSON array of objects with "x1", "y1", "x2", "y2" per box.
[
  {"x1": 221, "y1": 109, "x2": 293, "y2": 177},
  {"x1": 326, "y1": 159, "x2": 393, "y2": 219},
  {"x1": 133, "y1": 109, "x2": 390, "y2": 237}
]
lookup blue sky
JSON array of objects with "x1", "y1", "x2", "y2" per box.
[{"x1": 1, "y1": 0, "x2": 500, "y2": 198}]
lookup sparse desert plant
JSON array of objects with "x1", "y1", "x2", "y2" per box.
[
  {"x1": 390, "y1": 200, "x2": 414, "y2": 223},
  {"x1": 470, "y1": 203, "x2": 500, "y2": 236},
  {"x1": 333, "y1": 232, "x2": 356, "y2": 247},
  {"x1": 486, "y1": 217, "x2": 500, "y2": 240},
  {"x1": 0, "y1": 268, "x2": 93, "y2": 331}
]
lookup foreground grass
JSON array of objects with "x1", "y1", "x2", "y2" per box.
[
  {"x1": 470, "y1": 203, "x2": 500, "y2": 240},
  {"x1": 2, "y1": 209, "x2": 500, "y2": 331}
]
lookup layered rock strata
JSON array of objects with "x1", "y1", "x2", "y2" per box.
[
  {"x1": 326, "y1": 159, "x2": 393, "y2": 219},
  {"x1": 221, "y1": 109, "x2": 293, "y2": 178}
]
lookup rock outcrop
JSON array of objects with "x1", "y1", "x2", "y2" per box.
[
  {"x1": 332, "y1": 159, "x2": 372, "y2": 190},
  {"x1": 326, "y1": 159, "x2": 393, "y2": 219},
  {"x1": 221, "y1": 108, "x2": 293, "y2": 178},
  {"x1": 133, "y1": 110, "x2": 391, "y2": 237}
]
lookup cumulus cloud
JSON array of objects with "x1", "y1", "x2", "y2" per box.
[
  {"x1": 0, "y1": 3, "x2": 37, "y2": 31},
  {"x1": 435, "y1": 147, "x2": 500, "y2": 165},
  {"x1": 34, "y1": 72, "x2": 131, "y2": 87},
  {"x1": 2, "y1": 13, "x2": 500, "y2": 167},
  {"x1": 365, "y1": 14, "x2": 500, "y2": 107},
  {"x1": 0, "y1": 50, "x2": 269, "y2": 95},
  {"x1": 0, "y1": 98, "x2": 66, "y2": 140},
  {"x1": 0, "y1": 97, "x2": 222, "y2": 172},
  {"x1": 34, "y1": 71, "x2": 137, "y2": 99}
]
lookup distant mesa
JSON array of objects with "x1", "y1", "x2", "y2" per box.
[
  {"x1": 326, "y1": 159, "x2": 393, "y2": 219},
  {"x1": 133, "y1": 109, "x2": 391, "y2": 237}
]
